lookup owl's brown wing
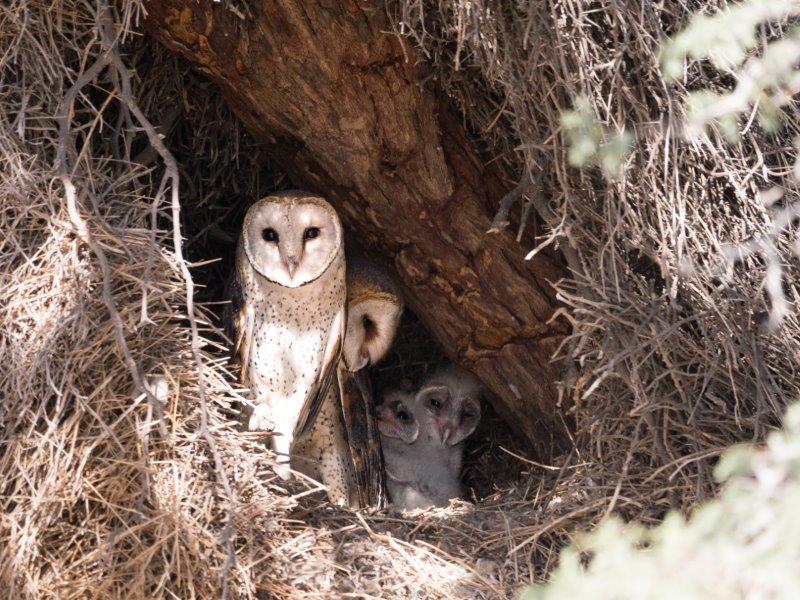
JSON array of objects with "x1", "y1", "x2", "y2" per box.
[
  {"x1": 293, "y1": 303, "x2": 345, "y2": 441},
  {"x1": 337, "y1": 364, "x2": 387, "y2": 508},
  {"x1": 226, "y1": 275, "x2": 254, "y2": 383}
]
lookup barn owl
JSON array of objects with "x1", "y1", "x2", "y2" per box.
[
  {"x1": 340, "y1": 257, "x2": 404, "y2": 506},
  {"x1": 293, "y1": 257, "x2": 404, "y2": 506},
  {"x1": 377, "y1": 367, "x2": 482, "y2": 510},
  {"x1": 377, "y1": 389, "x2": 420, "y2": 445},
  {"x1": 230, "y1": 190, "x2": 345, "y2": 479},
  {"x1": 342, "y1": 257, "x2": 404, "y2": 372}
]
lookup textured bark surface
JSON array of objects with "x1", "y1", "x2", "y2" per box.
[{"x1": 144, "y1": 0, "x2": 569, "y2": 454}]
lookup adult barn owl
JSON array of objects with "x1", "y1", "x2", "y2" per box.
[
  {"x1": 339, "y1": 257, "x2": 404, "y2": 506},
  {"x1": 294, "y1": 257, "x2": 404, "y2": 506},
  {"x1": 230, "y1": 190, "x2": 345, "y2": 479},
  {"x1": 291, "y1": 382, "x2": 354, "y2": 505}
]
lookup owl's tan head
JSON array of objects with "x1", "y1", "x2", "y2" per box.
[
  {"x1": 242, "y1": 191, "x2": 343, "y2": 288},
  {"x1": 344, "y1": 257, "x2": 404, "y2": 371}
]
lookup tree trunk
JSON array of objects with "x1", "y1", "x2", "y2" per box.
[{"x1": 144, "y1": 0, "x2": 570, "y2": 454}]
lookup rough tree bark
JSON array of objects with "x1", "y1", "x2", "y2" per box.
[{"x1": 144, "y1": 0, "x2": 570, "y2": 454}]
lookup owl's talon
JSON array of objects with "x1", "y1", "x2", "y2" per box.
[
  {"x1": 273, "y1": 461, "x2": 292, "y2": 480},
  {"x1": 248, "y1": 404, "x2": 275, "y2": 431}
]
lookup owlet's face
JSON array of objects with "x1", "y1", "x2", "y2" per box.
[
  {"x1": 415, "y1": 370, "x2": 481, "y2": 446},
  {"x1": 377, "y1": 390, "x2": 419, "y2": 444},
  {"x1": 243, "y1": 196, "x2": 342, "y2": 288}
]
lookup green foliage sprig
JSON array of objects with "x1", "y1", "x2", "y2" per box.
[
  {"x1": 564, "y1": 0, "x2": 800, "y2": 168},
  {"x1": 561, "y1": 98, "x2": 632, "y2": 176}
]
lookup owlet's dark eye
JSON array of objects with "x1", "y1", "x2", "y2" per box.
[
  {"x1": 303, "y1": 227, "x2": 320, "y2": 241},
  {"x1": 429, "y1": 398, "x2": 442, "y2": 409},
  {"x1": 262, "y1": 228, "x2": 279, "y2": 242},
  {"x1": 397, "y1": 409, "x2": 410, "y2": 422}
]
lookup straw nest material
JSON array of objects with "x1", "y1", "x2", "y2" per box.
[{"x1": 1, "y1": 0, "x2": 799, "y2": 598}]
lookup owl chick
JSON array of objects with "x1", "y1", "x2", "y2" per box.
[
  {"x1": 377, "y1": 388, "x2": 462, "y2": 510},
  {"x1": 416, "y1": 366, "x2": 482, "y2": 448},
  {"x1": 230, "y1": 190, "x2": 345, "y2": 479},
  {"x1": 293, "y1": 257, "x2": 404, "y2": 507},
  {"x1": 377, "y1": 367, "x2": 482, "y2": 511}
]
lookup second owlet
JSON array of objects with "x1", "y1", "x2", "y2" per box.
[
  {"x1": 230, "y1": 190, "x2": 346, "y2": 478},
  {"x1": 293, "y1": 257, "x2": 404, "y2": 506}
]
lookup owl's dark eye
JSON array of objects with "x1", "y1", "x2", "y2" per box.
[
  {"x1": 429, "y1": 398, "x2": 442, "y2": 409},
  {"x1": 262, "y1": 228, "x2": 279, "y2": 242},
  {"x1": 303, "y1": 227, "x2": 320, "y2": 241},
  {"x1": 397, "y1": 409, "x2": 410, "y2": 422}
]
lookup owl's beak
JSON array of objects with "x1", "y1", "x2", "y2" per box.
[
  {"x1": 439, "y1": 423, "x2": 454, "y2": 446},
  {"x1": 283, "y1": 256, "x2": 299, "y2": 278},
  {"x1": 349, "y1": 347, "x2": 370, "y2": 372},
  {"x1": 431, "y1": 401, "x2": 457, "y2": 445}
]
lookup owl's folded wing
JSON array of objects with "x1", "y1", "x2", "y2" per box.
[
  {"x1": 226, "y1": 275, "x2": 254, "y2": 385},
  {"x1": 293, "y1": 303, "x2": 345, "y2": 440},
  {"x1": 338, "y1": 363, "x2": 387, "y2": 508}
]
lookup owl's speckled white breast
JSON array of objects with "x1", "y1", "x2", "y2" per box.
[
  {"x1": 249, "y1": 300, "x2": 331, "y2": 397},
  {"x1": 245, "y1": 249, "x2": 345, "y2": 407}
]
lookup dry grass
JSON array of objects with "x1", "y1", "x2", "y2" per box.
[{"x1": 2, "y1": 0, "x2": 799, "y2": 597}]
